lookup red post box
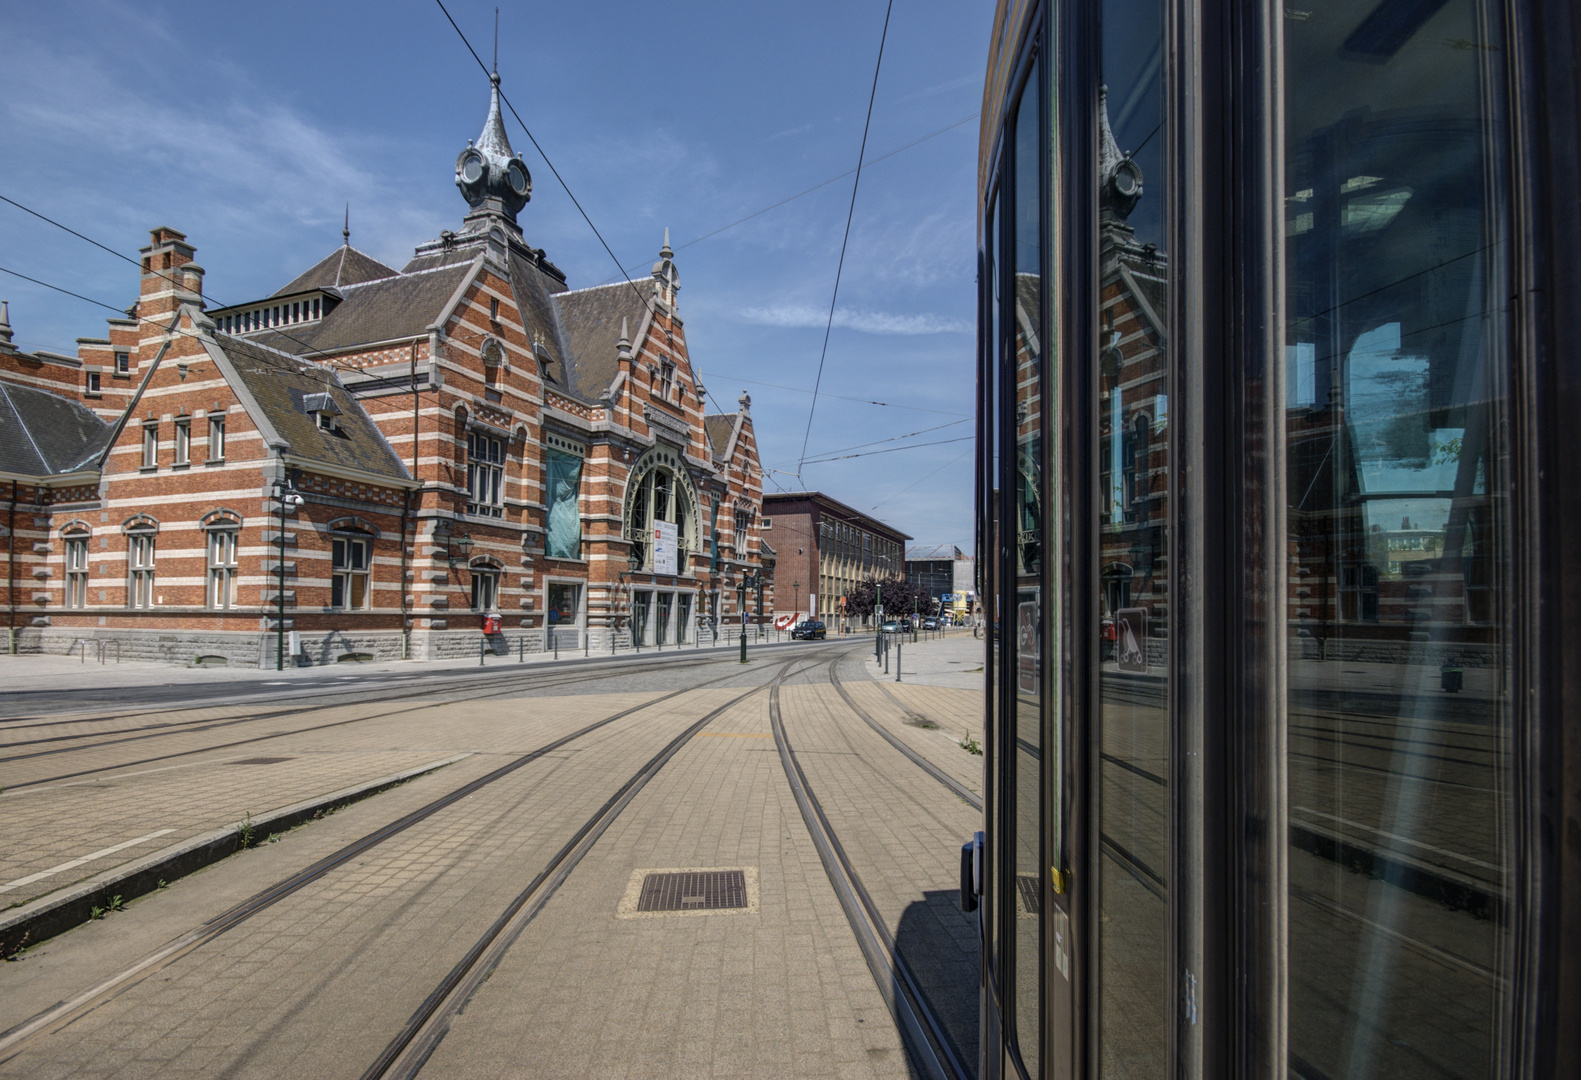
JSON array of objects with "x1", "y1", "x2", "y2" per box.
[{"x1": 482, "y1": 613, "x2": 502, "y2": 635}]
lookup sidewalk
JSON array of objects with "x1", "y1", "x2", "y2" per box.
[{"x1": 860, "y1": 628, "x2": 987, "y2": 690}]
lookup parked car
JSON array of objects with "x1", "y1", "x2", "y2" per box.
[
  {"x1": 879, "y1": 620, "x2": 901, "y2": 633},
  {"x1": 922, "y1": 617, "x2": 940, "y2": 630},
  {"x1": 791, "y1": 619, "x2": 827, "y2": 640}
]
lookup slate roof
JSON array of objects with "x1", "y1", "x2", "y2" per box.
[
  {"x1": 274, "y1": 245, "x2": 400, "y2": 296},
  {"x1": 250, "y1": 263, "x2": 474, "y2": 356},
  {"x1": 703, "y1": 414, "x2": 736, "y2": 462},
  {"x1": 213, "y1": 335, "x2": 412, "y2": 483},
  {"x1": 0, "y1": 382, "x2": 112, "y2": 476},
  {"x1": 506, "y1": 249, "x2": 578, "y2": 397},
  {"x1": 553, "y1": 282, "x2": 651, "y2": 403}
]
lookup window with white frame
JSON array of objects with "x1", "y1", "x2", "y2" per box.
[
  {"x1": 86, "y1": 371, "x2": 101, "y2": 395},
  {"x1": 207, "y1": 529, "x2": 237, "y2": 609},
  {"x1": 174, "y1": 420, "x2": 191, "y2": 466},
  {"x1": 127, "y1": 530, "x2": 155, "y2": 608},
  {"x1": 470, "y1": 568, "x2": 499, "y2": 611},
  {"x1": 209, "y1": 417, "x2": 225, "y2": 461},
  {"x1": 331, "y1": 534, "x2": 371, "y2": 610},
  {"x1": 466, "y1": 431, "x2": 505, "y2": 517},
  {"x1": 114, "y1": 351, "x2": 130, "y2": 375},
  {"x1": 64, "y1": 533, "x2": 89, "y2": 609},
  {"x1": 658, "y1": 359, "x2": 675, "y2": 401},
  {"x1": 141, "y1": 424, "x2": 158, "y2": 469}
]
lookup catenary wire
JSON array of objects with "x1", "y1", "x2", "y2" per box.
[
  {"x1": 796, "y1": 0, "x2": 896, "y2": 479},
  {"x1": 0, "y1": 193, "x2": 356, "y2": 368},
  {"x1": 706, "y1": 371, "x2": 970, "y2": 417},
  {"x1": 764, "y1": 418, "x2": 968, "y2": 469}
]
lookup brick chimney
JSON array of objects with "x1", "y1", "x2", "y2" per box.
[{"x1": 137, "y1": 227, "x2": 203, "y2": 342}]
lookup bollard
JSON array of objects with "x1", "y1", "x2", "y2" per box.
[
  {"x1": 554, "y1": 632, "x2": 559, "y2": 660},
  {"x1": 519, "y1": 635, "x2": 525, "y2": 663},
  {"x1": 479, "y1": 636, "x2": 485, "y2": 667},
  {"x1": 739, "y1": 631, "x2": 748, "y2": 664},
  {"x1": 897, "y1": 635, "x2": 902, "y2": 682}
]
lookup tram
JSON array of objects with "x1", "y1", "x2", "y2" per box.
[{"x1": 971, "y1": 0, "x2": 1581, "y2": 1077}]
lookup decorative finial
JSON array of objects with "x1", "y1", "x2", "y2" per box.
[
  {"x1": 661, "y1": 227, "x2": 673, "y2": 259},
  {"x1": 343, "y1": 203, "x2": 350, "y2": 246},
  {"x1": 617, "y1": 317, "x2": 632, "y2": 360},
  {"x1": 493, "y1": 7, "x2": 499, "y2": 75},
  {"x1": 739, "y1": 390, "x2": 751, "y2": 414},
  {"x1": 0, "y1": 300, "x2": 13, "y2": 349}
]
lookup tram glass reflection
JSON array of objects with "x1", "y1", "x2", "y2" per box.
[
  {"x1": 1096, "y1": 1, "x2": 1168, "y2": 1075},
  {"x1": 1283, "y1": 1, "x2": 1512, "y2": 1076},
  {"x1": 1008, "y1": 58, "x2": 1045, "y2": 1075}
]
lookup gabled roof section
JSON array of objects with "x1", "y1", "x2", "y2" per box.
[
  {"x1": 274, "y1": 245, "x2": 400, "y2": 296},
  {"x1": 210, "y1": 335, "x2": 411, "y2": 483},
  {"x1": 506, "y1": 248, "x2": 578, "y2": 396},
  {"x1": 552, "y1": 281, "x2": 651, "y2": 402},
  {"x1": 0, "y1": 381, "x2": 112, "y2": 476},
  {"x1": 250, "y1": 262, "x2": 475, "y2": 356},
  {"x1": 703, "y1": 413, "x2": 737, "y2": 463}
]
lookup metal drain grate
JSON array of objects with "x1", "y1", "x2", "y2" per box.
[
  {"x1": 1016, "y1": 874, "x2": 1041, "y2": 915},
  {"x1": 233, "y1": 756, "x2": 294, "y2": 765},
  {"x1": 637, "y1": 870, "x2": 747, "y2": 912}
]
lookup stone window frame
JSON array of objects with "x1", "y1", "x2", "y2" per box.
[
  {"x1": 201, "y1": 509, "x2": 243, "y2": 611},
  {"x1": 327, "y1": 517, "x2": 379, "y2": 612},
  {"x1": 208, "y1": 415, "x2": 226, "y2": 463},
  {"x1": 174, "y1": 417, "x2": 191, "y2": 467},
  {"x1": 122, "y1": 514, "x2": 159, "y2": 609},
  {"x1": 469, "y1": 555, "x2": 504, "y2": 612},
  {"x1": 61, "y1": 521, "x2": 91, "y2": 609},
  {"x1": 623, "y1": 449, "x2": 701, "y2": 575},
  {"x1": 141, "y1": 423, "x2": 158, "y2": 471}
]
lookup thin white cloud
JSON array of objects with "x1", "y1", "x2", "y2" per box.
[{"x1": 739, "y1": 303, "x2": 969, "y2": 335}]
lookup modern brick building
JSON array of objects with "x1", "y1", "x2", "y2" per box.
[
  {"x1": 759, "y1": 491, "x2": 908, "y2": 628},
  {"x1": 0, "y1": 74, "x2": 770, "y2": 665}
]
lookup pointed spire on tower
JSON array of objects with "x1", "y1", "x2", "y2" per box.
[
  {"x1": 617, "y1": 317, "x2": 632, "y2": 362},
  {"x1": 343, "y1": 204, "x2": 350, "y2": 247},
  {"x1": 0, "y1": 300, "x2": 14, "y2": 351},
  {"x1": 660, "y1": 227, "x2": 673, "y2": 260}
]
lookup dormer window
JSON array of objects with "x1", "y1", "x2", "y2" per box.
[
  {"x1": 659, "y1": 359, "x2": 675, "y2": 402},
  {"x1": 303, "y1": 392, "x2": 342, "y2": 432}
]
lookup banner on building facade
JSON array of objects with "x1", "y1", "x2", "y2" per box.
[
  {"x1": 545, "y1": 450, "x2": 583, "y2": 559},
  {"x1": 653, "y1": 520, "x2": 678, "y2": 575}
]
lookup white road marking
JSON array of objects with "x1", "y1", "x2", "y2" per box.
[{"x1": 0, "y1": 829, "x2": 176, "y2": 893}]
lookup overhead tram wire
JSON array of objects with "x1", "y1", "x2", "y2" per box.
[
  {"x1": 430, "y1": 0, "x2": 742, "y2": 423},
  {"x1": 589, "y1": 111, "x2": 980, "y2": 287},
  {"x1": 797, "y1": 434, "x2": 972, "y2": 468},
  {"x1": 703, "y1": 372, "x2": 970, "y2": 417},
  {"x1": 796, "y1": 0, "x2": 896, "y2": 481},
  {"x1": 0, "y1": 193, "x2": 359, "y2": 371},
  {"x1": 764, "y1": 418, "x2": 969, "y2": 470}
]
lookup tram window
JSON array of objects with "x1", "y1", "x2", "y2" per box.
[
  {"x1": 1283, "y1": 0, "x2": 1513, "y2": 1076},
  {"x1": 1005, "y1": 54, "x2": 1046, "y2": 1077},
  {"x1": 1096, "y1": 0, "x2": 1169, "y2": 1075}
]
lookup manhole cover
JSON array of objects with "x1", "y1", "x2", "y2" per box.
[
  {"x1": 234, "y1": 756, "x2": 294, "y2": 765},
  {"x1": 617, "y1": 867, "x2": 759, "y2": 919},
  {"x1": 1016, "y1": 874, "x2": 1041, "y2": 915}
]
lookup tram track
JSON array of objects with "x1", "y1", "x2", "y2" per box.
[
  {"x1": 0, "y1": 653, "x2": 829, "y2": 1071},
  {"x1": 0, "y1": 649, "x2": 791, "y2": 791},
  {"x1": 771, "y1": 658, "x2": 975, "y2": 1080}
]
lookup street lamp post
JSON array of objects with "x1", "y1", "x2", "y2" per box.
[
  {"x1": 271, "y1": 480, "x2": 303, "y2": 671},
  {"x1": 792, "y1": 580, "x2": 800, "y2": 619}
]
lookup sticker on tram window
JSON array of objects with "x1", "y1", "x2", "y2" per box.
[
  {"x1": 1054, "y1": 908, "x2": 1070, "y2": 981},
  {"x1": 1017, "y1": 600, "x2": 1039, "y2": 694},
  {"x1": 1115, "y1": 607, "x2": 1149, "y2": 674}
]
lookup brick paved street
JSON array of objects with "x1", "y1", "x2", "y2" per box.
[{"x1": 0, "y1": 637, "x2": 985, "y2": 1078}]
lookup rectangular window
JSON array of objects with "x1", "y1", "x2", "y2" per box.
[
  {"x1": 174, "y1": 420, "x2": 190, "y2": 465},
  {"x1": 331, "y1": 536, "x2": 370, "y2": 610},
  {"x1": 86, "y1": 371, "x2": 101, "y2": 395},
  {"x1": 207, "y1": 530, "x2": 237, "y2": 609},
  {"x1": 659, "y1": 359, "x2": 675, "y2": 401},
  {"x1": 65, "y1": 535, "x2": 89, "y2": 609},
  {"x1": 466, "y1": 432, "x2": 505, "y2": 518},
  {"x1": 470, "y1": 569, "x2": 498, "y2": 611},
  {"x1": 114, "y1": 351, "x2": 130, "y2": 375},
  {"x1": 127, "y1": 533, "x2": 155, "y2": 609},
  {"x1": 209, "y1": 417, "x2": 225, "y2": 461},
  {"x1": 142, "y1": 424, "x2": 158, "y2": 469}
]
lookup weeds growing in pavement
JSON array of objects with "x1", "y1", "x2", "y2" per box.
[
  {"x1": 2, "y1": 931, "x2": 30, "y2": 961},
  {"x1": 89, "y1": 905, "x2": 105, "y2": 920},
  {"x1": 960, "y1": 733, "x2": 983, "y2": 756},
  {"x1": 235, "y1": 811, "x2": 256, "y2": 849}
]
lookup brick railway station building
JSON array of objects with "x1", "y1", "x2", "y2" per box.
[{"x1": 0, "y1": 75, "x2": 772, "y2": 665}]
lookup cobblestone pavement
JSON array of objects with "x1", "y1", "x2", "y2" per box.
[{"x1": 0, "y1": 641, "x2": 984, "y2": 1079}]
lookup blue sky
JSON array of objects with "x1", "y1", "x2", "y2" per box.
[{"x1": 0, "y1": 0, "x2": 990, "y2": 552}]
